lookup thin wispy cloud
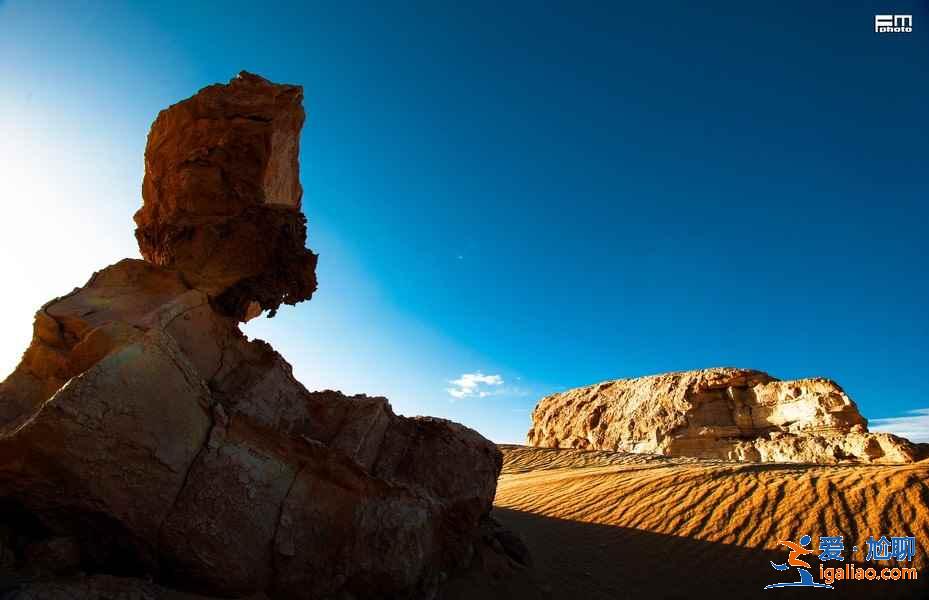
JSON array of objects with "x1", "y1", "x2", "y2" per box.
[
  {"x1": 447, "y1": 372, "x2": 503, "y2": 400},
  {"x1": 870, "y1": 408, "x2": 929, "y2": 443}
]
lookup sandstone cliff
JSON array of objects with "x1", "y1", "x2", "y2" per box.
[
  {"x1": 526, "y1": 367, "x2": 919, "y2": 463},
  {"x1": 0, "y1": 73, "x2": 533, "y2": 599}
]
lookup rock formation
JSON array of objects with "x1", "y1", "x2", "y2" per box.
[
  {"x1": 527, "y1": 367, "x2": 920, "y2": 463},
  {"x1": 135, "y1": 71, "x2": 317, "y2": 320},
  {"x1": 0, "y1": 72, "x2": 528, "y2": 599}
]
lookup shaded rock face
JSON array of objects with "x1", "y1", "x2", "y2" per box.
[
  {"x1": 527, "y1": 368, "x2": 919, "y2": 463},
  {"x1": 134, "y1": 72, "x2": 317, "y2": 320},
  {"x1": 0, "y1": 73, "x2": 508, "y2": 599}
]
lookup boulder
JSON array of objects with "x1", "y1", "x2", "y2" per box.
[
  {"x1": 0, "y1": 72, "x2": 511, "y2": 599},
  {"x1": 527, "y1": 367, "x2": 919, "y2": 463}
]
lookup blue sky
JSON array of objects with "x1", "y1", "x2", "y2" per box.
[{"x1": 1, "y1": 1, "x2": 927, "y2": 443}]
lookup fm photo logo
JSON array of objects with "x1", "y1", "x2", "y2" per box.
[{"x1": 875, "y1": 14, "x2": 913, "y2": 33}]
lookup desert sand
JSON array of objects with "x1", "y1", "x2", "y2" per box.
[{"x1": 492, "y1": 445, "x2": 928, "y2": 599}]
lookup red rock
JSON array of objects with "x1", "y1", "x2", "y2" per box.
[
  {"x1": 0, "y1": 73, "x2": 515, "y2": 599},
  {"x1": 134, "y1": 72, "x2": 317, "y2": 320}
]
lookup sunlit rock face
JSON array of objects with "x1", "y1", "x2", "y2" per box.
[
  {"x1": 527, "y1": 367, "x2": 919, "y2": 463},
  {"x1": 134, "y1": 71, "x2": 317, "y2": 319},
  {"x1": 0, "y1": 73, "x2": 523, "y2": 599}
]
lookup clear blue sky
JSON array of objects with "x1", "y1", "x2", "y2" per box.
[{"x1": 1, "y1": 1, "x2": 927, "y2": 443}]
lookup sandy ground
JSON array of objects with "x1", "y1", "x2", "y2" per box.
[{"x1": 491, "y1": 445, "x2": 929, "y2": 599}]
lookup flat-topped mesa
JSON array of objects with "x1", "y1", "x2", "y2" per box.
[
  {"x1": 134, "y1": 71, "x2": 317, "y2": 320},
  {"x1": 527, "y1": 367, "x2": 920, "y2": 463}
]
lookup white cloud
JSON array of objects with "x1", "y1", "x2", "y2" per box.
[
  {"x1": 447, "y1": 372, "x2": 504, "y2": 400},
  {"x1": 870, "y1": 408, "x2": 929, "y2": 443}
]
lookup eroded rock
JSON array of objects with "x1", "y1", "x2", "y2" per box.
[
  {"x1": 0, "y1": 73, "x2": 511, "y2": 599},
  {"x1": 526, "y1": 367, "x2": 919, "y2": 463},
  {"x1": 134, "y1": 71, "x2": 317, "y2": 319}
]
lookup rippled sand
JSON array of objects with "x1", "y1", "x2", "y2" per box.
[{"x1": 492, "y1": 444, "x2": 928, "y2": 599}]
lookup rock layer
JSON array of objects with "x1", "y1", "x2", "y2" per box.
[
  {"x1": 526, "y1": 368, "x2": 919, "y2": 463},
  {"x1": 0, "y1": 73, "x2": 513, "y2": 599}
]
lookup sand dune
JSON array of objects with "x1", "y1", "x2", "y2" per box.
[{"x1": 493, "y1": 445, "x2": 928, "y2": 599}]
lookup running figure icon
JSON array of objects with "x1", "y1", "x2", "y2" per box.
[{"x1": 764, "y1": 535, "x2": 834, "y2": 590}]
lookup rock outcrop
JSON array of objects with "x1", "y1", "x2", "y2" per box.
[
  {"x1": 134, "y1": 71, "x2": 317, "y2": 320},
  {"x1": 527, "y1": 368, "x2": 920, "y2": 463},
  {"x1": 0, "y1": 72, "x2": 518, "y2": 599}
]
